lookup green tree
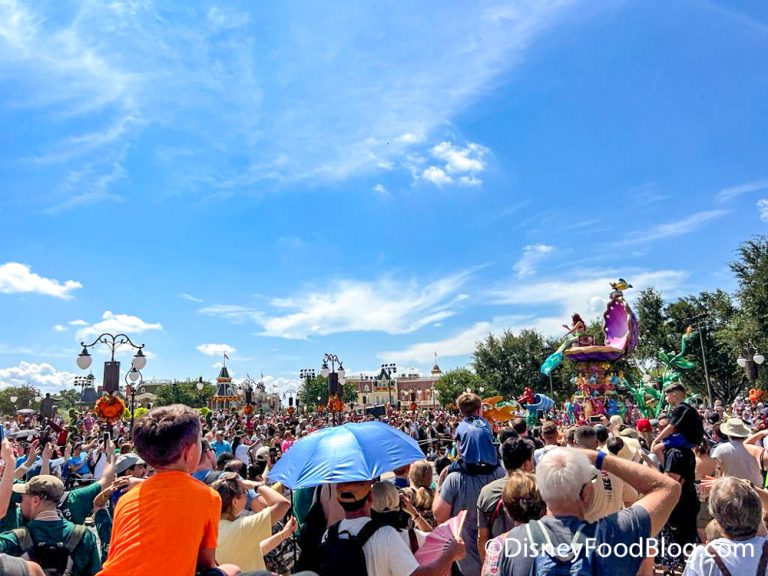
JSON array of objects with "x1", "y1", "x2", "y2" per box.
[
  {"x1": 0, "y1": 385, "x2": 42, "y2": 416},
  {"x1": 153, "y1": 380, "x2": 215, "y2": 408},
  {"x1": 664, "y1": 290, "x2": 743, "y2": 403},
  {"x1": 472, "y1": 329, "x2": 550, "y2": 398},
  {"x1": 434, "y1": 368, "x2": 488, "y2": 407},
  {"x1": 730, "y1": 236, "x2": 768, "y2": 355},
  {"x1": 54, "y1": 389, "x2": 82, "y2": 412},
  {"x1": 635, "y1": 287, "x2": 669, "y2": 370}
]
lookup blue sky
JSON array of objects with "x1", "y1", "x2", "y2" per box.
[{"x1": 1, "y1": 0, "x2": 767, "y2": 396}]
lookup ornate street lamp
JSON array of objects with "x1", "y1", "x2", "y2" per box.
[
  {"x1": 76, "y1": 333, "x2": 147, "y2": 395},
  {"x1": 380, "y1": 363, "x2": 397, "y2": 406},
  {"x1": 738, "y1": 348, "x2": 765, "y2": 384},
  {"x1": 321, "y1": 354, "x2": 345, "y2": 426}
]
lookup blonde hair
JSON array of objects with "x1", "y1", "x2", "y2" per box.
[
  {"x1": 502, "y1": 471, "x2": 546, "y2": 524},
  {"x1": 371, "y1": 481, "x2": 400, "y2": 513},
  {"x1": 408, "y1": 459, "x2": 434, "y2": 509}
]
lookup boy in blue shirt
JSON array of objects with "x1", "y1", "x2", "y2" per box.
[{"x1": 449, "y1": 392, "x2": 499, "y2": 474}]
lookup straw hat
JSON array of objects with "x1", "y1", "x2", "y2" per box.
[{"x1": 721, "y1": 417, "x2": 752, "y2": 439}]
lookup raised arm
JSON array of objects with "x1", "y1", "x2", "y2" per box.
[
  {"x1": 581, "y1": 449, "x2": 681, "y2": 537},
  {"x1": 0, "y1": 440, "x2": 16, "y2": 516},
  {"x1": 256, "y1": 484, "x2": 290, "y2": 525}
]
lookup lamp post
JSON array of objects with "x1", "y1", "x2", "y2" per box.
[
  {"x1": 76, "y1": 333, "x2": 147, "y2": 395},
  {"x1": 380, "y1": 363, "x2": 397, "y2": 406},
  {"x1": 300, "y1": 369, "x2": 315, "y2": 415},
  {"x1": 321, "y1": 353, "x2": 345, "y2": 426},
  {"x1": 431, "y1": 386, "x2": 436, "y2": 409},
  {"x1": 687, "y1": 314, "x2": 713, "y2": 407},
  {"x1": 125, "y1": 367, "x2": 142, "y2": 437},
  {"x1": 737, "y1": 348, "x2": 765, "y2": 386}
]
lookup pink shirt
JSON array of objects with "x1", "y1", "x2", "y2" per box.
[{"x1": 281, "y1": 439, "x2": 294, "y2": 453}]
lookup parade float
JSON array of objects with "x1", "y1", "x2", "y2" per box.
[
  {"x1": 535, "y1": 279, "x2": 701, "y2": 425},
  {"x1": 539, "y1": 279, "x2": 638, "y2": 424}
]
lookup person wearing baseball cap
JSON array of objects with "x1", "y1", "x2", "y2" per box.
[
  {"x1": 318, "y1": 479, "x2": 464, "y2": 575},
  {"x1": 651, "y1": 381, "x2": 705, "y2": 548},
  {"x1": 0, "y1": 475, "x2": 102, "y2": 575},
  {"x1": 651, "y1": 381, "x2": 704, "y2": 467}
]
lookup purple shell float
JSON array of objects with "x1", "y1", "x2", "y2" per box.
[{"x1": 564, "y1": 294, "x2": 638, "y2": 362}]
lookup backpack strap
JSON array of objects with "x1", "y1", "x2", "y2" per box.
[
  {"x1": 11, "y1": 527, "x2": 34, "y2": 555},
  {"x1": 756, "y1": 540, "x2": 768, "y2": 576},
  {"x1": 487, "y1": 497, "x2": 505, "y2": 537},
  {"x1": 706, "y1": 544, "x2": 732, "y2": 576},
  {"x1": 408, "y1": 527, "x2": 419, "y2": 554},
  {"x1": 355, "y1": 520, "x2": 383, "y2": 547},
  {"x1": 65, "y1": 524, "x2": 86, "y2": 553}
]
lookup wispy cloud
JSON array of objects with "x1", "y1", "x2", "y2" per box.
[
  {"x1": 53, "y1": 325, "x2": 67, "y2": 333},
  {"x1": 488, "y1": 270, "x2": 688, "y2": 323},
  {"x1": 180, "y1": 293, "x2": 203, "y2": 304},
  {"x1": 378, "y1": 316, "x2": 524, "y2": 364},
  {"x1": 0, "y1": 1, "x2": 580, "y2": 205},
  {"x1": 717, "y1": 178, "x2": 768, "y2": 202},
  {"x1": 196, "y1": 343, "x2": 236, "y2": 357},
  {"x1": 201, "y1": 271, "x2": 473, "y2": 339},
  {"x1": 619, "y1": 210, "x2": 728, "y2": 246},
  {"x1": 0, "y1": 263, "x2": 82, "y2": 299},
  {"x1": 513, "y1": 244, "x2": 555, "y2": 277},
  {"x1": 382, "y1": 269, "x2": 689, "y2": 364},
  {"x1": 76, "y1": 311, "x2": 162, "y2": 340}
]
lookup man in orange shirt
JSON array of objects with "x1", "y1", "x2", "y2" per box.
[{"x1": 98, "y1": 405, "x2": 240, "y2": 576}]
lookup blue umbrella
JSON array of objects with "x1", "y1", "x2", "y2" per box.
[{"x1": 267, "y1": 421, "x2": 425, "y2": 489}]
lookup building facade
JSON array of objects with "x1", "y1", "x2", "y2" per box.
[{"x1": 350, "y1": 363, "x2": 443, "y2": 409}]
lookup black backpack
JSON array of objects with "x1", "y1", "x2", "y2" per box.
[
  {"x1": 317, "y1": 520, "x2": 383, "y2": 576},
  {"x1": 12, "y1": 525, "x2": 86, "y2": 576}
]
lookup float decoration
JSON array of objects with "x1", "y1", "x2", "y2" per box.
[
  {"x1": 94, "y1": 394, "x2": 126, "y2": 423},
  {"x1": 482, "y1": 396, "x2": 516, "y2": 427},
  {"x1": 517, "y1": 387, "x2": 555, "y2": 427}
]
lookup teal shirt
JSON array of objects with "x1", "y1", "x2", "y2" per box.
[
  {"x1": 59, "y1": 482, "x2": 101, "y2": 525},
  {"x1": 0, "y1": 506, "x2": 21, "y2": 533},
  {"x1": 0, "y1": 518, "x2": 102, "y2": 576}
]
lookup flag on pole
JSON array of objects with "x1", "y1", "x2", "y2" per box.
[{"x1": 224, "y1": 353, "x2": 229, "y2": 360}]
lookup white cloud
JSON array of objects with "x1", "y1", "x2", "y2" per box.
[
  {"x1": 196, "y1": 343, "x2": 236, "y2": 357},
  {"x1": 757, "y1": 199, "x2": 768, "y2": 222},
  {"x1": 53, "y1": 325, "x2": 67, "y2": 332},
  {"x1": 717, "y1": 178, "x2": 768, "y2": 201},
  {"x1": 203, "y1": 271, "x2": 473, "y2": 339},
  {"x1": 419, "y1": 141, "x2": 488, "y2": 187},
  {"x1": 0, "y1": 262, "x2": 82, "y2": 299},
  {"x1": 619, "y1": 210, "x2": 728, "y2": 246},
  {"x1": 422, "y1": 166, "x2": 453, "y2": 186},
  {"x1": 373, "y1": 183, "x2": 388, "y2": 196},
  {"x1": 180, "y1": 293, "x2": 203, "y2": 303},
  {"x1": 76, "y1": 311, "x2": 162, "y2": 339},
  {"x1": 0, "y1": 361, "x2": 78, "y2": 393},
  {"x1": 513, "y1": 244, "x2": 555, "y2": 277},
  {"x1": 432, "y1": 141, "x2": 487, "y2": 173},
  {"x1": 68, "y1": 319, "x2": 88, "y2": 326}
]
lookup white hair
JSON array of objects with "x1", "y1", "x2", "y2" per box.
[{"x1": 535, "y1": 447, "x2": 595, "y2": 503}]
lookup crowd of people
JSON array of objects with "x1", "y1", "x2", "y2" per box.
[{"x1": 0, "y1": 381, "x2": 767, "y2": 575}]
